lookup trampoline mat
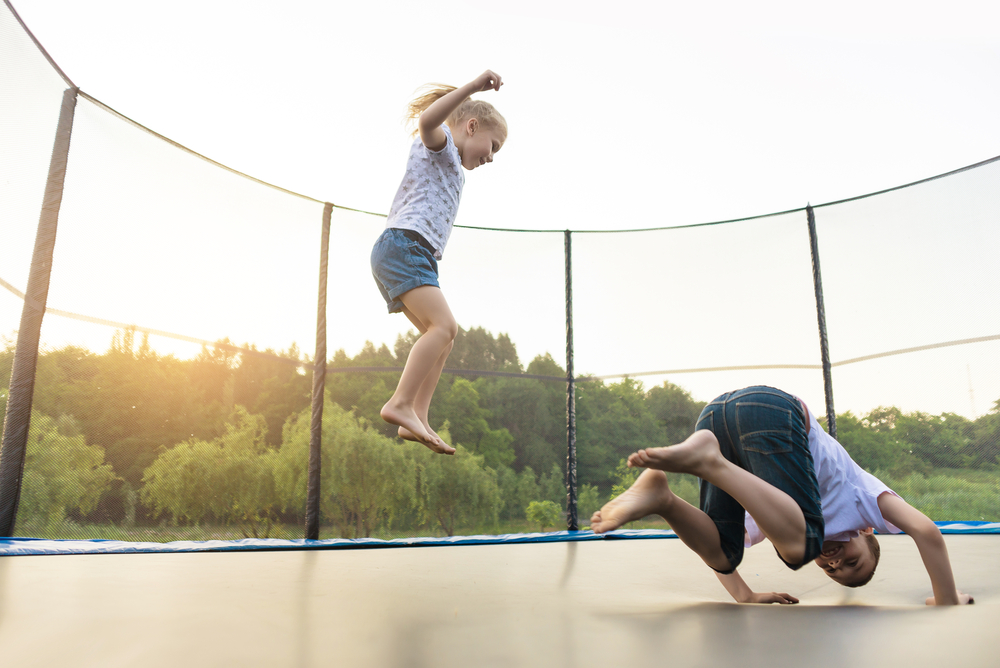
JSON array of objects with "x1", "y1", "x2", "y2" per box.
[{"x1": 1, "y1": 534, "x2": 996, "y2": 667}]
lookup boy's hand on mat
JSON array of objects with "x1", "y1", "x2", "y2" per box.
[
  {"x1": 925, "y1": 591, "x2": 974, "y2": 605},
  {"x1": 747, "y1": 591, "x2": 799, "y2": 604}
]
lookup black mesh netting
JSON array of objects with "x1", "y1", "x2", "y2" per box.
[{"x1": 2, "y1": 0, "x2": 998, "y2": 542}]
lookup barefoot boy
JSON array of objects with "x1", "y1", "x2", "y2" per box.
[{"x1": 591, "y1": 386, "x2": 973, "y2": 605}]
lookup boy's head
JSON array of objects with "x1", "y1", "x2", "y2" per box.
[{"x1": 814, "y1": 528, "x2": 881, "y2": 587}]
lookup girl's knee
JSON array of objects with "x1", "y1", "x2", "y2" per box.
[{"x1": 441, "y1": 320, "x2": 458, "y2": 341}]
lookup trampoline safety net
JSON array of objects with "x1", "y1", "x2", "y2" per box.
[{"x1": 1, "y1": 0, "x2": 998, "y2": 543}]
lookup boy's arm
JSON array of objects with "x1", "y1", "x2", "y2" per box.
[
  {"x1": 419, "y1": 70, "x2": 502, "y2": 151},
  {"x1": 877, "y1": 492, "x2": 972, "y2": 605},
  {"x1": 715, "y1": 570, "x2": 799, "y2": 604}
]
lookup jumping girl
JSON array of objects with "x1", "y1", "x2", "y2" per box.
[{"x1": 371, "y1": 70, "x2": 507, "y2": 454}]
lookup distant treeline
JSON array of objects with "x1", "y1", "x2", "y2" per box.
[{"x1": 1, "y1": 326, "x2": 998, "y2": 537}]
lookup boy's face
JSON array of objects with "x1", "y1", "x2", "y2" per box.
[{"x1": 814, "y1": 532, "x2": 875, "y2": 585}]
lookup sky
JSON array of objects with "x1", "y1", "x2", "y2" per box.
[
  {"x1": 3, "y1": 0, "x2": 999, "y2": 417},
  {"x1": 10, "y1": 0, "x2": 1000, "y2": 225}
]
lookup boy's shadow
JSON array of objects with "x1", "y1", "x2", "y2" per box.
[{"x1": 600, "y1": 601, "x2": 992, "y2": 668}]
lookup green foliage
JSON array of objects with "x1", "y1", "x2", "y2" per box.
[
  {"x1": 875, "y1": 470, "x2": 1000, "y2": 521},
  {"x1": 525, "y1": 500, "x2": 561, "y2": 531},
  {"x1": 576, "y1": 378, "x2": 669, "y2": 489},
  {"x1": 141, "y1": 407, "x2": 280, "y2": 537},
  {"x1": 396, "y1": 326, "x2": 522, "y2": 375},
  {"x1": 18, "y1": 411, "x2": 117, "y2": 530},
  {"x1": 646, "y1": 381, "x2": 707, "y2": 445},
  {"x1": 472, "y1": 363, "x2": 566, "y2": 476},
  {"x1": 833, "y1": 411, "x2": 924, "y2": 475},
  {"x1": 577, "y1": 483, "x2": 601, "y2": 520},
  {"x1": 438, "y1": 378, "x2": 515, "y2": 470},
  {"x1": 539, "y1": 462, "x2": 566, "y2": 505},
  {"x1": 610, "y1": 458, "x2": 640, "y2": 499},
  {"x1": 512, "y1": 466, "x2": 540, "y2": 519},
  {"x1": 275, "y1": 400, "x2": 416, "y2": 538},
  {"x1": 12, "y1": 322, "x2": 1000, "y2": 539},
  {"x1": 420, "y1": 426, "x2": 500, "y2": 536},
  {"x1": 665, "y1": 473, "x2": 700, "y2": 508}
]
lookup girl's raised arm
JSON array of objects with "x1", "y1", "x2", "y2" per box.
[{"x1": 418, "y1": 70, "x2": 502, "y2": 151}]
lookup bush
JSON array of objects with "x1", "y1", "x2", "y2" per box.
[{"x1": 525, "y1": 500, "x2": 561, "y2": 531}]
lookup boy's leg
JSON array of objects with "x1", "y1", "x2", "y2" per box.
[
  {"x1": 629, "y1": 430, "x2": 809, "y2": 566},
  {"x1": 381, "y1": 285, "x2": 457, "y2": 454},
  {"x1": 591, "y1": 468, "x2": 731, "y2": 571}
]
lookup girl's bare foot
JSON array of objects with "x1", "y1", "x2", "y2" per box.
[
  {"x1": 397, "y1": 425, "x2": 454, "y2": 455},
  {"x1": 589, "y1": 469, "x2": 675, "y2": 533},
  {"x1": 627, "y1": 430, "x2": 722, "y2": 476},
  {"x1": 381, "y1": 402, "x2": 455, "y2": 454}
]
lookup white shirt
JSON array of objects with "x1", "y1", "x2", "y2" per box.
[
  {"x1": 745, "y1": 404, "x2": 902, "y2": 547},
  {"x1": 385, "y1": 124, "x2": 465, "y2": 260}
]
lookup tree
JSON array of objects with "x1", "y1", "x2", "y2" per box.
[
  {"x1": 231, "y1": 343, "x2": 311, "y2": 447},
  {"x1": 538, "y1": 462, "x2": 566, "y2": 505},
  {"x1": 395, "y1": 326, "x2": 522, "y2": 377},
  {"x1": 325, "y1": 341, "x2": 400, "y2": 436},
  {"x1": 575, "y1": 378, "x2": 666, "y2": 491},
  {"x1": 275, "y1": 400, "x2": 417, "y2": 538},
  {"x1": 525, "y1": 500, "x2": 561, "y2": 532},
  {"x1": 437, "y1": 378, "x2": 515, "y2": 470},
  {"x1": 17, "y1": 411, "x2": 117, "y2": 531},
  {"x1": 473, "y1": 354, "x2": 567, "y2": 475},
  {"x1": 646, "y1": 381, "x2": 706, "y2": 444},
  {"x1": 419, "y1": 426, "x2": 500, "y2": 536},
  {"x1": 610, "y1": 458, "x2": 640, "y2": 499},
  {"x1": 141, "y1": 407, "x2": 281, "y2": 537},
  {"x1": 970, "y1": 400, "x2": 1000, "y2": 468},
  {"x1": 898, "y1": 411, "x2": 973, "y2": 469},
  {"x1": 578, "y1": 484, "x2": 602, "y2": 521},
  {"x1": 831, "y1": 410, "x2": 926, "y2": 475}
]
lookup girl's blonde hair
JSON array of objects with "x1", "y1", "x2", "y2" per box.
[{"x1": 406, "y1": 84, "x2": 508, "y2": 143}]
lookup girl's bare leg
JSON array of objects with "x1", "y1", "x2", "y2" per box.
[
  {"x1": 397, "y1": 332, "x2": 453, "y2": 445},
  {"x1": 628, "y1": 431, "x2": 808, "y2": 565},
  {"x1": 380, "y1": 285, "x2": 457, "y2": 454},
  {"x1": 590, "y1": 469, "x2": 730, "y2": 571}
]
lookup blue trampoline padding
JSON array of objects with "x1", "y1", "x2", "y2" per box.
[
  {"x1": 0, "y1": 522, "x2": 996, "y2": 557},
  {"x1": 0, "y1": 529, "x2": 674, "y2": 556}
]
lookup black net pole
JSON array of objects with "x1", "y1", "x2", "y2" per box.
[
  {"x1": 806, "y1": 204, "x2": 837, "y2": 438},
  {"x1": 0, "y1": 87, "x2": 78, "y2": 537},
  {"x1": 304, "y1": 203, "x2": 332, "y2": 540},
  {"x1": 564, "y1": 230, "x2": 578, "y2": 531}
]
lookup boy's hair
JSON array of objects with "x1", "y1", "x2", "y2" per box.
[
  {"x1": 844, "y1": 533, "x2": 881, "y2": 588},
  {"x1": 406, "y1": 85, "x2": 508, "y2": 143}
]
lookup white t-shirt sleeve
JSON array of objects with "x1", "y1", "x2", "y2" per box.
[{"x1": 744, "y1": 512, "x2": 766, "y2": 547}]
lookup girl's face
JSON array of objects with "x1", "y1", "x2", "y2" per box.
[{"x1": 457, "y1": 119, "x2": 503, "y2": 171}]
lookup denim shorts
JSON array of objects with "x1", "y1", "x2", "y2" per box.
[
  {"x1": 371, "y1": 228, "x2": 440, "y2": 314},
  {"x1": 695, "y1": 386, "x2": 824, "y2": 573}
]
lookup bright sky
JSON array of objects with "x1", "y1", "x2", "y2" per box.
[
  {"x1": 4, "y1": 0, "x2": 1000, "y2": 417},
  {"x1": 11, "y1": 0, "x2": 1000, "y2": 225}
]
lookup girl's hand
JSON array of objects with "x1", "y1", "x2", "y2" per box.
[
  {"x1": 925, "y1": 591, "x2": 975, "y2": 605},
  {"x1": 473, "y1": 70, "x2": 503, "y2": 92}
]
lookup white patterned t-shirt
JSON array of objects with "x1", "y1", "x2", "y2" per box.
[{"x1": 385, "y1": 124, "x2": 465, "y2": 260}]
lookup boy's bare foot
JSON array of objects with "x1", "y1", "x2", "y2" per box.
[
  {"x1": 381, "y1": 403, "x2": 455, "y2": 454},
  {"x1": 627, "y1": 430, "x2": 722, "y2": 476},
  {"x1": 590, "y1": 469, "x2": 674, "y2": 533}
]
